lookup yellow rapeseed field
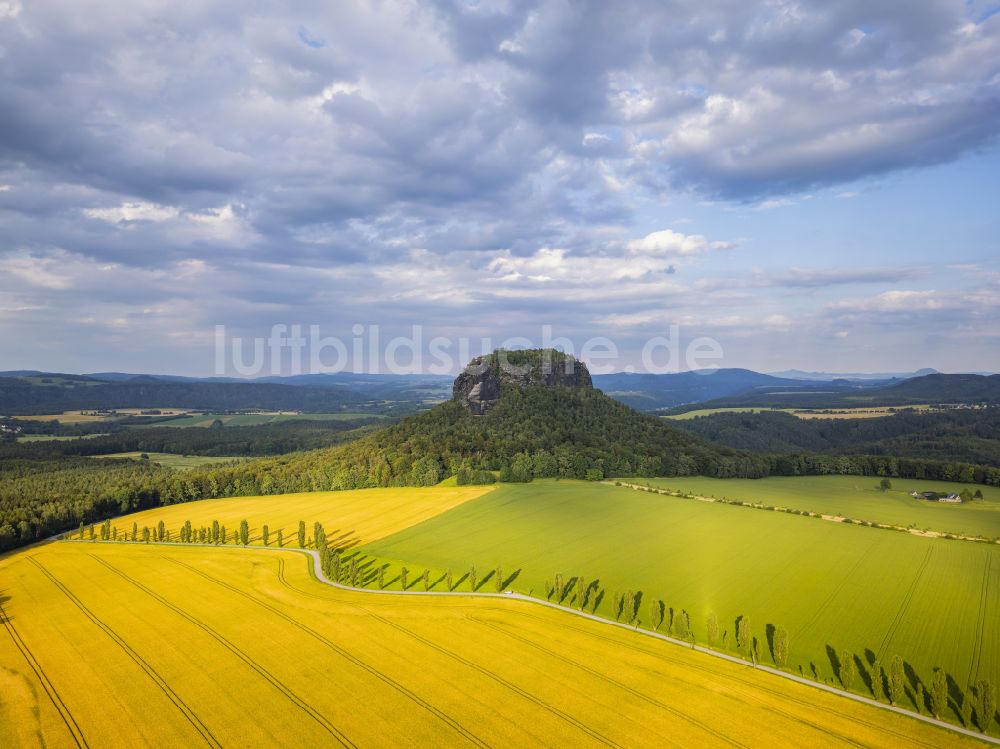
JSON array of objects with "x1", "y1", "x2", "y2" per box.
[
  {"x1": 0, "y1": 540, "x2": 984, "y2": 748},
  {"x1": 99, "y1": 486, "x2": 496, "y2": 547}
]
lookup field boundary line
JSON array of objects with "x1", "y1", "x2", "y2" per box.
[
  {"x1": 468, "y1": 604, "x2": 946, "y2": 749},
  {"x1": 970, "y1": 554, "x2": 992, "y2": 682},
  {"x1": 87, "y1": 555, "x2": 356, "y2": 749},
  {"x1": 65, "y1": 540, "x2": 1000, "y2": 746},
  {"x1": 469, "y1": 614, "x2": 749, "y2": 748},
  {"x1": 470, "y1": 613, "x2": 880, "y2": 749},
  {"x1": 876, "y1": 545, "x2": 933, "y2": 662},
  {"x1": 26, "y1": 556, "x2": 222, "y2": 749},
  {"x1": 0, "y1": 595, "x2": 89, "y2": 748},
  {"x1": 163, "y1": 556, "x2": 490, "y2": 749}
]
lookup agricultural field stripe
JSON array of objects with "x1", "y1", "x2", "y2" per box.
[
  {"x1": 875, "y1": 545, "x2": 934, "y2": 663},
  {"x1": 471, "y1": 609, "x2": 928, "y2": 749},
  {"x1": 0, "y1": 594, "x2": 89, "y2": 748},
  {"x1": 26, "y1": 557, "x2": 221, "y2": 749},
  {"x1": 469, "y1": 614, "x2": 748, "y2": 748},
  {"x1": 164, "y1": 556, "x2": 490, "y2": 749},
  {"x1": 67, "y1": 540, "x2": 1000, "y2": 747},
  {"x1": 970, "y1": 554, "x2": 992, "y2": 682},
  {"x1": 88, "y1": 555, "x2": 356, "y2": 749},
  {"x1": 361, "y1": 607, "x2": 622, "y2": 748}
]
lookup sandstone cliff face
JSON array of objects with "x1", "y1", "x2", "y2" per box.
[{"x1": 453, "y1": 349, "x2": 593, "y2": 414}]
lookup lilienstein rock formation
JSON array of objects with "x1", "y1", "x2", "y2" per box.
[{"x1": 452, "y1": 349, "x2": 593, "y2": 415}]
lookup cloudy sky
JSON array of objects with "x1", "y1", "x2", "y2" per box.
[{"x1": 1, "y1": 0, "x2": 999, "y2": 376}]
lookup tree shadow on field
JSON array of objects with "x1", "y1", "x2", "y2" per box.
[
  {"x1": 453, "y1": 572, "x2": 469, "y2": 591},
  {"x1": 903, "y1": 661, "x2": 923, "y2": 711},
  {"x1": 947, "y1": 673, "x2": 967, "y2": 724},
  {"x1": 559, "y1": 577, "x2": 577, "y2": 604},
  {"x1": 825, "y1": 645, "x2": 842, "y2": 684},
  {"x1": 854, "y1": 654, "x2": 873, "y2": 696},
  {"x1": 592, "y1": 589, "x2": 604, "y2": 613},
  {"x1": 766, "y1": 624, "x2": 776, "y2": 663},
  {"x1": 501, "y1": 569, "x2": 521, "y2": 590},
  {"x1": 430, "y1": 572, "x2": 448, "y2": 591},
  {"x1": 475, "y1": 569, "x2": 495, "y2": 592}
]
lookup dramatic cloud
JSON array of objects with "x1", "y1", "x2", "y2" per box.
[{"x1": 1, "y1": 1, "x2": 998, "y2": 373}]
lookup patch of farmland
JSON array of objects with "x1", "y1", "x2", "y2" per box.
[
  {"x1": 0, "y1": 542, "x2": 984, "y2": 747},
  {"x1": 636, "y1": 475, "x2": 1000, "y2": 539},
  {"x1": 360, "y1": 480, "x2": 1000, "y2": 712},
  {"x1": 103, "y1": 486, "x2": 497, "y2": 549}
]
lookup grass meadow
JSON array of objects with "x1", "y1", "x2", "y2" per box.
[
  {"x1": 636, "y1": 475, "x2": 1000, "y2": 539},
  {"x1": 0, "y1": 541, "x2": 982, "y2": 747},
  {"x1": 92, "y1": 452, "x2": 244, "y2": 470},
  {"x1": 359, "y1": 480, "x2": 1000, "y2": 723}
]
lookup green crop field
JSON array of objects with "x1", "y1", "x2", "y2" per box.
[
  {"x1": 634, "y1": 475, "x2": 1000, "y2": 539},
  {"x1": 360, "y1": 479, "x2": 1000, "y2": 731},
  {"x1": 17, "y1": 433, "x2": 109, "y2": 442},
  {"x1": 92, "y1": 452, "x2": 245, "y2": 470},
  {"x1": 0, "y1": 541, "x2": 982, "y2": 747}
]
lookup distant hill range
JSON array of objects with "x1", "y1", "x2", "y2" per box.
[
  {"x1": 768, "y1": 367, "x2": 941, "y2": 381},
  {"x1": 0, "y1": 374, "x2": 367, "y2": 415},
  {"x1": 2, "y1": 365, "x2": 994, "y2": 416},
  {"x1": 665, "y1": 372, "x2": 1000, "y2": 412}
]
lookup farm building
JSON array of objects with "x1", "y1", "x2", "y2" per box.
[{"x1": 910, "y1": 491, "x2": 963, "y2": 503}]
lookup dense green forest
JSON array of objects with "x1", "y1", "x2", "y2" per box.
[
  {"x1": 0, "y1": 417, "x2": 382, "y2": 458},
  {"x1": 4, "y1": 384, "x2": 1000, "y2": 552},
  {"x1": 666, "y1": 373, "x2": 1000, "y2": 411},
  {"x1": 0, "y1": 376, "x2": 368, "y2": 414},
  {"x1": 673, "y1": 408, "x2": 1000, "y2": 466}
]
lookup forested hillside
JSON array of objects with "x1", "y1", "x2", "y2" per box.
[
  {"x1": 6, "y1": 377, "x2": 1000, "y2": 552},
  {"x1": 673, "y1": 408, "x2": 1000, "y2": 466},
  {"x1": 0, "y1": 418, "x2": 382, "y2": 458},
  {"x1": 0, "y1": 376, "x2": 366, "y2": 414},
  {"x1": 668, "y1": 372, "x2": 1000, "y2": 411}
]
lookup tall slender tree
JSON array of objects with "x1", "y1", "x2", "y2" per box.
[
  {"x1": 297, "y1": 520, "x2": 306, "y2": 549},
  {"x1": 239, "y1": 519, "x2": 249, "y2": 546},
  {"x1": 975, "y1": 679, "x2": 995, "y2": 733},
  {"x1": 888, "y1": 655, "x2": 905, "y2": 705},
  {"x1": 930, "y1": 668, "x2": 947, "y2": 719},
  {"x1": 706, "y1": 611, "x2": 719, "y2": 647},
  {"x1": 772, "y1": 626, "x2": 789, "y2": 668},
  {"x1": 840, "y1": 651, "x2": 855, "y2": 690},
  {"x1": 262, "y1": 524, "x2": 270, "y2": 546}
]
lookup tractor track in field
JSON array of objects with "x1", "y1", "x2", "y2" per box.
[
  {"x1": 969, "y1": 554, "x2": 992, "y2": 683},
  {"x1": 26, "y1": 557, "x2": 222, "y2": 749},
  {"x1": 361, "y1": 608, "x2": 621, "y2": 748},
  {"x1": 271, "y1": 559, "x2": 618, "y2": 745},
  {"x1": 89, "y1": 555, "x2": 355, "y2": 749},
  {"x1": 63, "y1": 540, "x2": 1000, "y2": 747},
  {"x1": 0, "y1": 593, "x2": 88, "y2": 749},
  {"x1": 468, "y1": 614, "x2": 747, "y2": 749},
  {"x1": 164, "y1": 556, "x2": 490, "y2": 749},
  {"x1": 791, "y1": 540, "x2": 873, "y2": 643},
  {"x1": 470, "y1": 605, "x2": 946, "y2": 749},
  {"x1": 875, "y1": 545, "x2": 933, "y2": 663}
]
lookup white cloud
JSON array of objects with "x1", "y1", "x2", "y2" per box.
[
  {"x1": 84, "y1": 201, "x2": 179, "y2": 223},
  {"x1": 0, "y1": 1, "x2": 21, "y2": 19},
  {"x1": 626, "y1": 229, "x2": 735, "y2": 256}
]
